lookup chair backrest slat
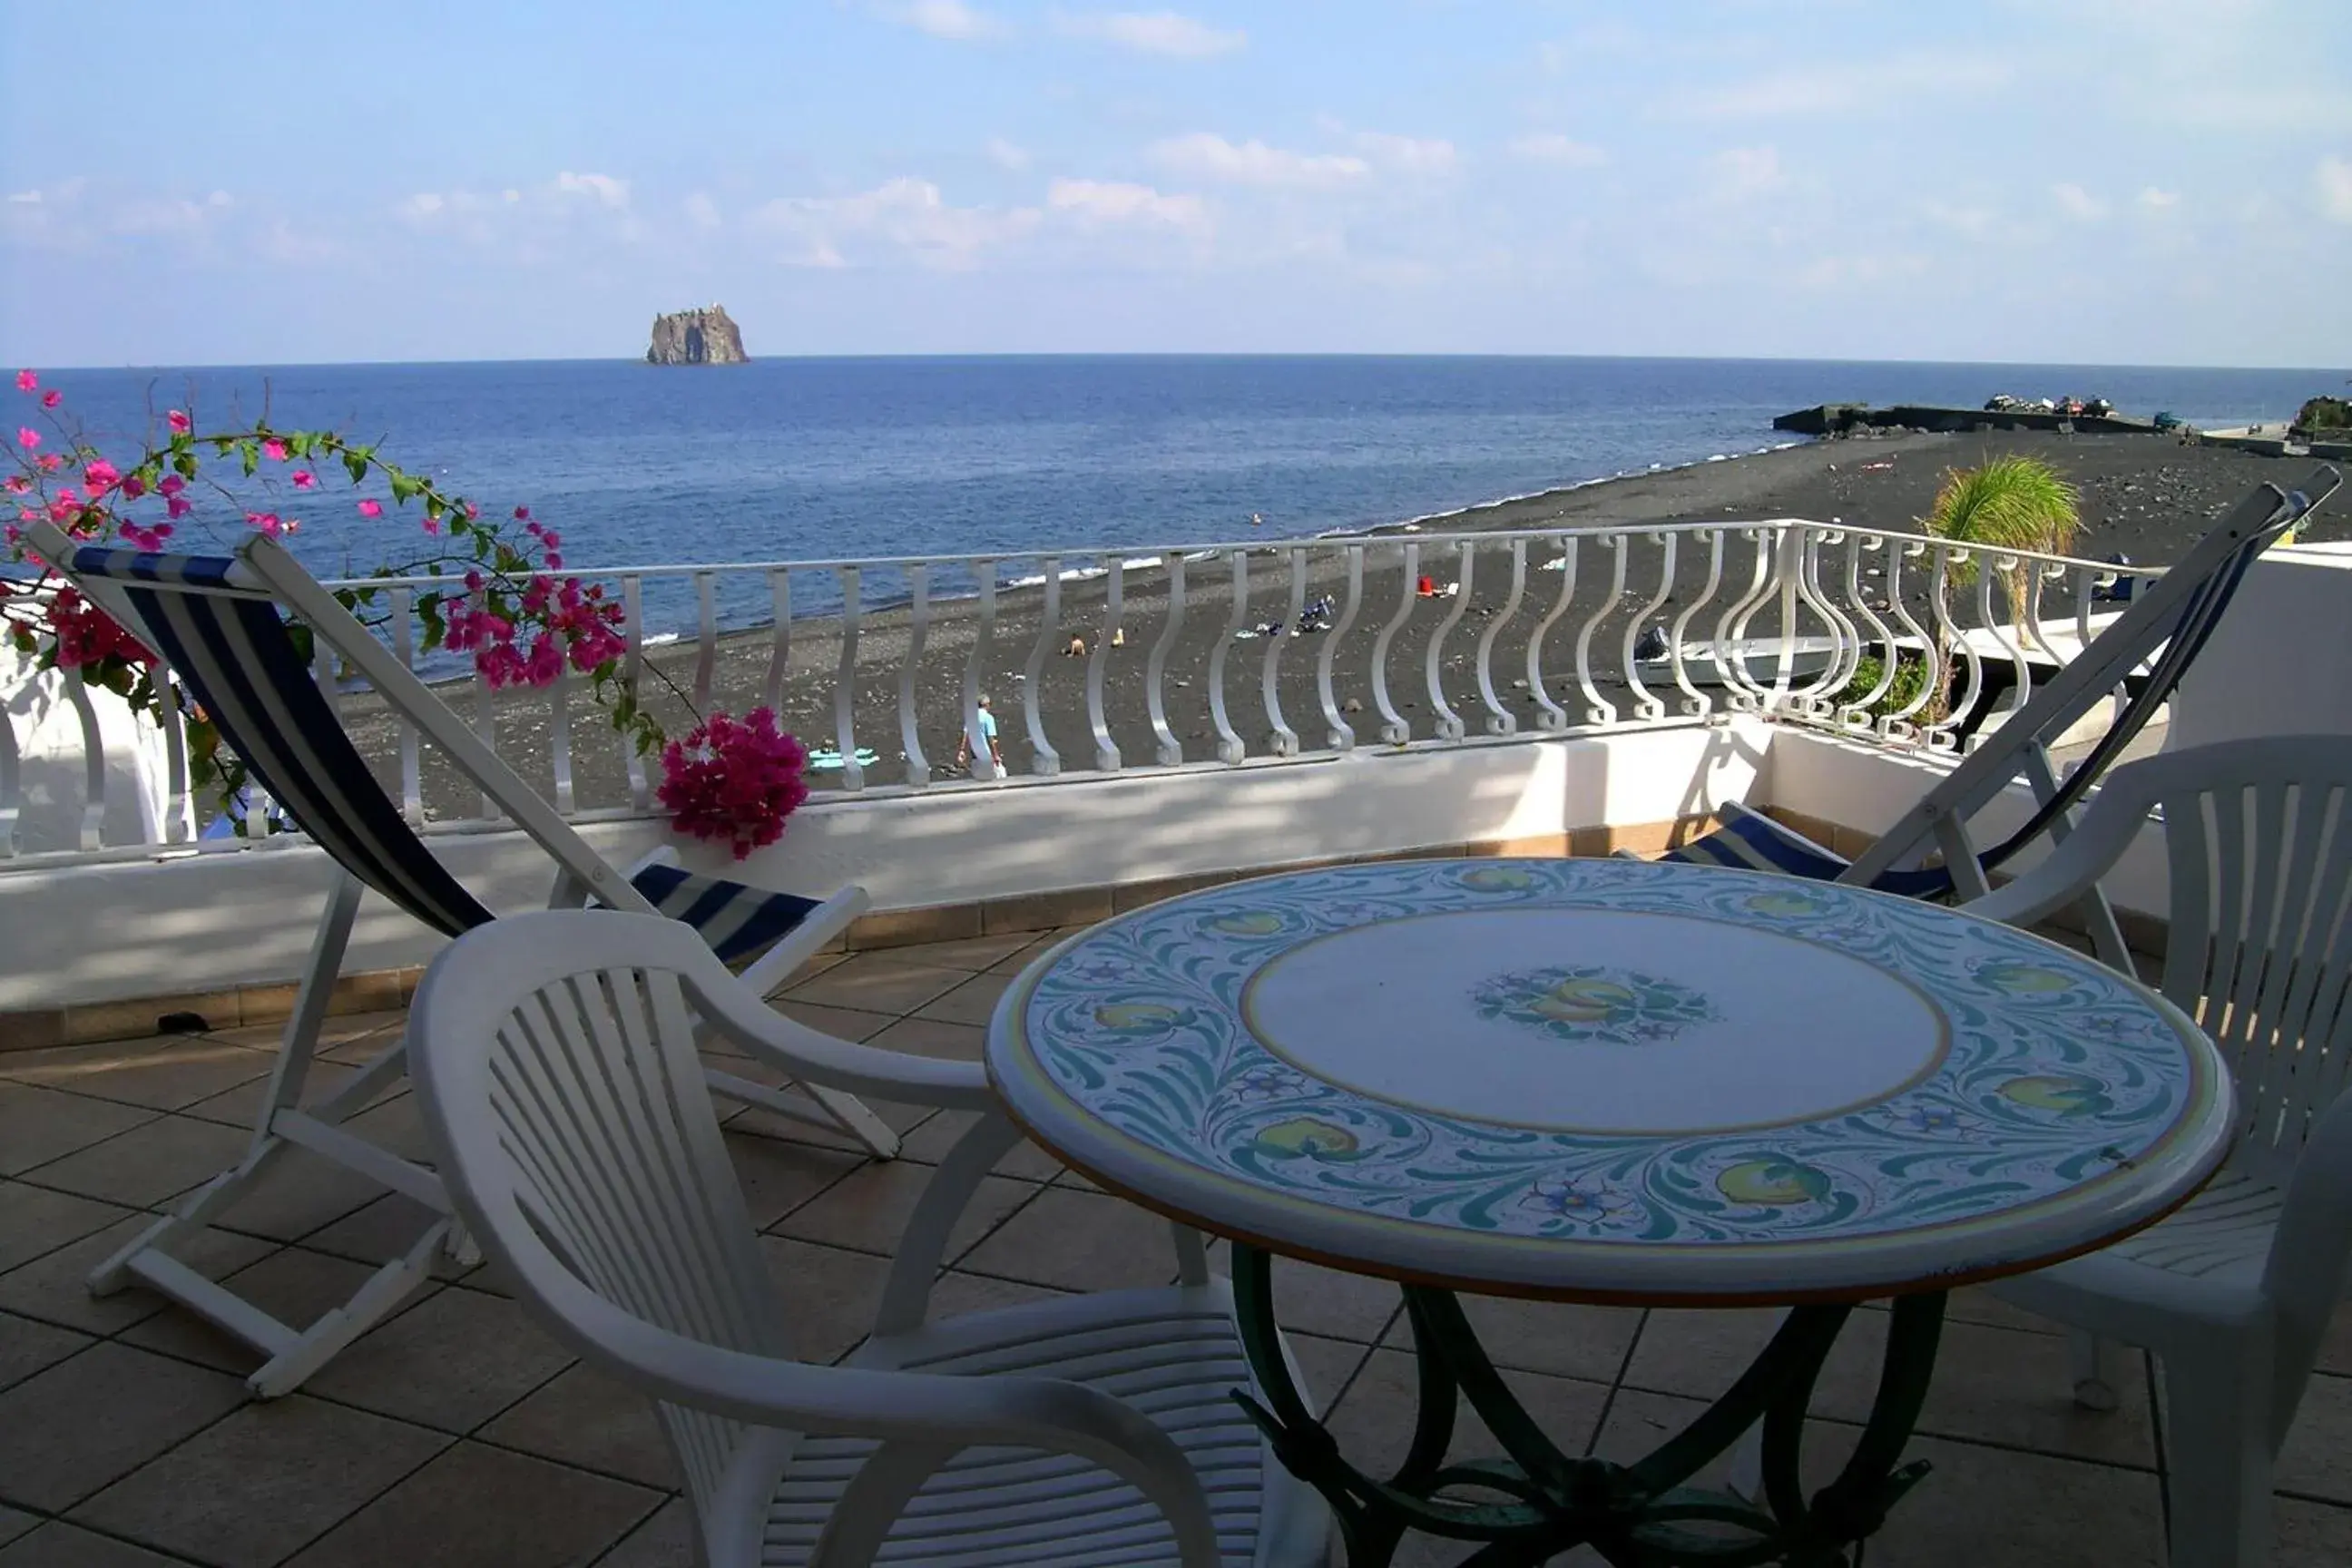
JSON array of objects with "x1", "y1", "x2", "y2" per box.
[
  {"x1": 58, "y1": 544, "x2": 493, "y2": 938},
  {"x1": 426, "y1": 935, "x2": 791, "y2": 1513},
  {"x1": 2152, "y1": 752, "x2": 2352, "y2": 1181}
]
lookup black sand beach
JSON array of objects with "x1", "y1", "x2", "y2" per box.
[{"x1": 338, "y1": 429, "x2": 2337, "y2": 818}]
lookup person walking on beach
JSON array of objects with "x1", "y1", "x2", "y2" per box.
[{"x1": 957, "y1": 694, "x2": 1005, "y2": 779}]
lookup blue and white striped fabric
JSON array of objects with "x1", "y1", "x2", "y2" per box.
[
  {"x1": 76, "y1": 546, "x2": 495, "y2": 938},
  {"x1": 72, "y1": 545, "x2": 824, "y2": 965},
  {"x1": 627, "y1": 862, "x2": 820, "y2": 965},
  {"x1": 1659, "y1": 803, "x2": 1955, "y2": 898}
]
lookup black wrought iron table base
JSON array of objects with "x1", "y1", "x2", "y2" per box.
[{"x1": 1229, "y1": 1246, "x2": 1948, "y2": 1568}]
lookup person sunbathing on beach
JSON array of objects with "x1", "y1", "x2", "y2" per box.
[{"x1": 1064, "y1": 634, "x2": 1087, "y2": 657}]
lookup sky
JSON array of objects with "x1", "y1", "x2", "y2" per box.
[{"x1": 4, "y1": 0, "x2": 2349, "y2": 368}]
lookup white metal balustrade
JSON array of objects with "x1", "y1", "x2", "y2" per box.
[{"x1": 0, "y1": 520, "x2": 2158, "y2": 866}]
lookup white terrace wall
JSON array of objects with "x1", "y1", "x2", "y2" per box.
[
  {"x1": 0, "y1": 720, "x2": 1774, "y2": 1012},
  {"x1": 3, "y1": 650, "x2": 178, "y2": 857}
]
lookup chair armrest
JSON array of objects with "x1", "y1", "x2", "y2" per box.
[
  {"x1": 533, "y1": 1264, "x2": 1220, "y2": 1568},
  {"x1": 1963, "y1": 773, "x2": 2159, "y2": 931},
  {"x1": 675, "y1": 939, "x2": 996, "y2": 1112}
]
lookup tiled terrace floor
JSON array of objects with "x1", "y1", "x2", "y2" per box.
[{"x1": 3, "y1": 929, "x2": 2350, "y2": 1567}]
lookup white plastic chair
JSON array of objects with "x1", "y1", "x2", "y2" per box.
[
  {"x1": 407, "y1": 907, "x2": 1333, "y2": 1568},
  {"x1": 31, "y1": 523, "x2": 898, "y2": 1396},
  {"x1": 1960, "y1": 735, "x2": 2352, "y2": 1567}
]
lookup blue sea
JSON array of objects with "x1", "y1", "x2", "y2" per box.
[{"x1": 24, "y1": 355, "x2": 2330, "y2": 635}]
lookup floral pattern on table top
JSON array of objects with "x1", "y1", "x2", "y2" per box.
[
  {"x1": 1471, "y1": 965, "x2": 1717, "y2": 1045},
  {"x1": 1004, "y1": 858, "x2": 2211, "y2": 1252}
]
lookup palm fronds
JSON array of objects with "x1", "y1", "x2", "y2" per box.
[{"x1": 1922, "y1": 456, "x2": 2082, "y2": 559}]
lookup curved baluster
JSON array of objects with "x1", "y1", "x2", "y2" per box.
[
  {"x1": 2016, "y1": 560, "x2": 2071, "y2": 673},
  {"x1": 0, "y1": 684, "x2": 20, "y2": 856},
  {"x1": 1524, "y1": 536, "x2": 1578, "y2": 731},
  {"x1": 1206, "y1": 550, "x2": 1250, "y2": 764},
  {"x1": 762, "y1": 568, "x2": 791, "y2": 713},
  {"x1": 63, "y1": 668, "x2": 107, "y2": 850},
  {"x1": 1714, "y1": 528, "x2": 1779, "y2": 713},
  {"x1": 1021, "y1": 558, "x2": 1063, "y2": 776},
  {"x1": 152, "y1": 668, "x2": 193, "y2": 843},
  {"x1": 1474, "y1": 539, "x2": 1527, "y2": 735},
  {"x1": 1838, "y1": 534, "x2": 1902, "y2": 730},
  {"x1": 1317, "y1": 545, "x2": 1364, "y2": 750},
  {"x1": 1926, "y1": 545, "x2": 1978, "y2": 751},
  {"x1": 1086, "y1": 557, "x2": 1122, "y2": 771},
  {"x1": 1666, "y1": 530, "x2": 1723, "y2": 719},
  {"x1": 961, "y1": 561, "x2": 998, "y2": 779},
  {"x1": 1370, "y1": 542, "x2": 1419, "y2": 744},
  {"x1": 468, "y1": 582, "x2": 499, "y2": 822},
  {"x1": 547, "y1": 652, "x2": 575, "y2": 815},
  {"x1": 836, "y1": 564, "x2": 865, "y2": 790},
  {"x1": 692, "y1": 571, "x2": 719, "y2": 715},
  {"x1": 389, "y1": 585, "x2": 425, "y2": 824},
  {"x1": 900, "y1": 563, "x2": 932, "y2": 787},
  {"x1": 1788, "y1": 529, "x2": 1861, "y2": 718},
  {"x1": 1618, "y1": 532, "x2": 1677, "y2": 722},
  {"x1": 620, "y1": 575, "x2": 652, "y2": 810},
  {"x1": 1423, "y1": 541, "x2": 1474, "y2": 742},
  {"x1": 1144, "y1": 554, "x2": 1186, "y2": 766},
  {"x1": 1262, "y1": 547, "x2": 1305, "y2": 756},
  {"x1": 1876, "y1": 543, "x2": 1940, "y2": 743},
  {"x1": 1572, "y1": 532, "x2": 1629, "y2": 726},
  {"x1": 1974, "y1": 555, "x2": 2032, "y2": 748}
]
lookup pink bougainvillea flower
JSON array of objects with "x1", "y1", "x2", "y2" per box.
[
  {"x1": 421, "y1": 517, "x2": 440, "y2": 535},
  {"x1": 290, "y1": 469, "x2": 316, "y2": 490},
  {"x1": 156, "y1": 473, "x2": 185, "y2": 496},
  {"x1": 2, "y1": 475, "x2": 25, "y2": 495},
  {"x1": 13, "y1": 370, "x2": 34, "y2": 392},
  {"x1": 15, "y1": 426, "x2": 39, "y2": 450},
  {"x1": 167, "y1": 409, "x2": 191, "y2": 435},
  {"x1": 463, "y1": 502, "x2": 479, "y2": 520},
  {"x1": 41, "y1": 390, "x2": 61, "y2": 408},
  {"x1": 82, "y1": 459, "x2": 120, "y2": 495},
  {"x1": 37, "y1": 453, "x2": 62, "y2": 473},
  {"x1": 166, "y1": 495, "x2": 193, "y2": 519},
  {"x1": 119, "y1": 474, "x2": 146, "y2": 499},
  {"x1": 356, "y1": 498, "x2": 384, "y2": 518},
  {"x1": 514, "y1": 505, "x2": 531, "y2": 521},
  {"x1": 657, "y1": 708, "x2": 810, "y2": 860},
  {"x1": 261, "y1": 438, "x2": 288, "y2": 462},
  {"x1": 119, "y1": 521, "x2": 173, "y2": 552}
]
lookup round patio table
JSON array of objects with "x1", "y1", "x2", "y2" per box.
[{"x1": 985, "y1": 856, "x2": 2232, "y2": 1567}]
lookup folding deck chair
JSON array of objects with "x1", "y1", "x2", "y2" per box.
[
  {"x1": 32, "y1": 524, "x2": 902, "y2": 1396},
  {"x1": 1656, "y1": 467, "x2": 2338, "y2": 966}
]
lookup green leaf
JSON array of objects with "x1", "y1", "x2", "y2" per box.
[
  {"x1": 343, "y1": 451, "x2": 369, "y2": 485},
  {"x1": 173, "y1": 452, "x2": 198, "y2": 479},
  {"x1": 238, "y1": 440, "x2": 260, "y2": 477}
]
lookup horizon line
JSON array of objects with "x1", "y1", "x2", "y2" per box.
[{"x1": 8, "y1": 350, "x2": 2345, "y2": 375}]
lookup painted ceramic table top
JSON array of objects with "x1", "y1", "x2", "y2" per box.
[{"x1": 986, "y1": 858, "x2": 2233, "y2": 1303}]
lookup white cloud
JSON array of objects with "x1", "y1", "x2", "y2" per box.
[
  {"x1": 2318, "y1": 156, "x2": 2352, "y2": 223},
  {"x1": 1508, "y1": 133, "x2": 1607, "y2": 167},
  {"x1": 554, "y1": 171, "x2": 630, "y2": 209},
  {"x1": 750, "y1": 177, "x2": 1040, "y2": 270},
  {"x1": 2135, "y1": 186, "x2": 2180, "y2": 211},
  {"x1": 888, "y1": 0, "x2": 1004, "y2": 40},
  {"x1": 1670, "y1": 54, "x2": 2013, "y2": 119},
  {"x1": 1707, "y1": 146, "x2": 1785, "y2": 201},
  {"x1": 400, "y1": 192, "x2": 446, "y2": 220},
  {"x1": 1919, "y1": 200, "x2": 1998, "y2": 239},
  {"x1": 2053, "y1": 182, "x2": 2108, "y2": 220},
  {"x1": 1046, "y1": 177, "x2": 1206, "y2": 227},
  {"x1": 1150, "y1": 132, "x2": 1368, "y2": 189},
  {"x1": 683, "y1": 192, "x2": 722, "y2": 230},
  {"x1": 1056, "y1": 11, "x2": 1243, "y2": 58},
  {"x1": 1349, "y1": 131, "x2": 1455, "y2": 175},
  {"x1": 986, "y1": 137, "x2": 1032, "y2": 172}
]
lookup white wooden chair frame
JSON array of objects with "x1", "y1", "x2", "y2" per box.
[
  {"x1": 33, "y1": 524, "x2": 898, "y2": 1396},
  {"x1": 410, "y1": 908, "x2": 1332, "y2": 1568}
]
